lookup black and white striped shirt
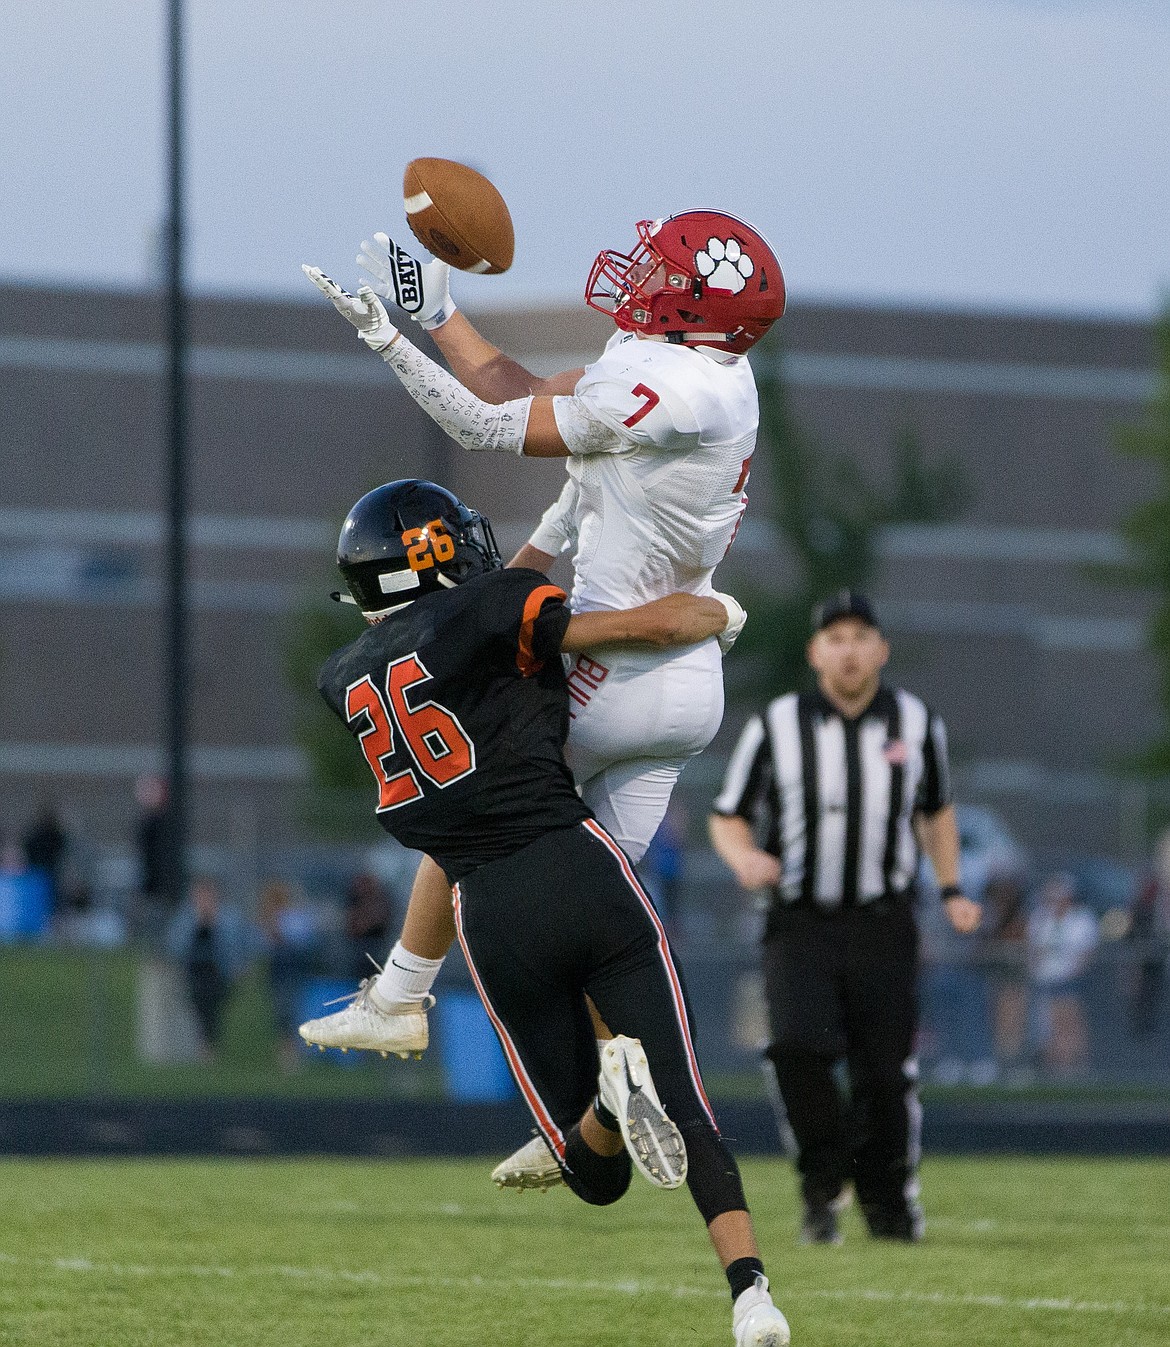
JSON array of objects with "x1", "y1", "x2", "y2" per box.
[{"x1": 712, "y1": 686, "x2": 951, "y2": 909}]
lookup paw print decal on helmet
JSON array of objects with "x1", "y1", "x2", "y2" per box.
[
  {"x1": 585, "y1": 211, "x2": 785, "y2": 353},
  {"x1": 695, "y1": 237, "x2": 755, "y2": 294}
]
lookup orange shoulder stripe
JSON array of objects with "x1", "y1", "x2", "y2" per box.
[{"x1": 517, "y1": 583, "x2": 567, "y2": 676}]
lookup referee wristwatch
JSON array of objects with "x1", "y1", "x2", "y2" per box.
[{"x1": 940, "y1": 884, "x2": 966, "y2": 901}]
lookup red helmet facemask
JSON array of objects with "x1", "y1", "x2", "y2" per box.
[{"x1": 585, "y1": 211, "x2": 785, "y2": 355}]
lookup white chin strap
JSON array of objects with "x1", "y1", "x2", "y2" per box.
[
  {"x1": 641, "y1": 331, "x2": 734, "y2": 346},
  {"x1": 361, "y1": 598, "x2": 416, "y2": 621},
  {"x1": 354, "y1": 573, "x2": 457, "y2": 618}
]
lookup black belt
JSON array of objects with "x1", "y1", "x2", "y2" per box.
[{"x1": 769, "y1": 887, "x2": 914, "y2": 918}]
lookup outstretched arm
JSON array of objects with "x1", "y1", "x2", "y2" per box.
[
  {"x1": 430, "y1": 312, "x2": 584, "y2": 401},
  {"x1": 357, "y1": 233, "x2": 584, "y2": 401},
  {"x1": 302, "y1": 267, "x2": 572, "y2": 457},
  {"x1": 561, "y1": 593, "x2": 739, "y2": 653}
]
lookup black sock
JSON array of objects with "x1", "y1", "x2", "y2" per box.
[
  {"x1": 561, "y1": 1125, "x2": 631, "y2": 1206},
  {"x1": 592, "y1": 1095, "x2": 620, "y2": 1132},
  {"x1": 726, "y1": 1256, "x2": 766, "y2": 1303}
]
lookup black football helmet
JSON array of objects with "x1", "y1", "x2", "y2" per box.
[{"x1": 334, "y1": 479, "x2": 501, "y2": 616}]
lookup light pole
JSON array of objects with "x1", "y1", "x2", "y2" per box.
[{"x1": 163, "y1": 0, "x2": 190, "y2": 909}]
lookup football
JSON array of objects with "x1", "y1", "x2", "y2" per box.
[{"x1": 403, "y1": 158, "x2": 514, "y2": 275}]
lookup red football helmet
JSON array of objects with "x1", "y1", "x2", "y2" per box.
[{"x1": 585, "y1": 211, "x2": 785, "y2": 354}]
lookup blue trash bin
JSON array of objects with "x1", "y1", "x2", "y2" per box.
[
  {"x1": 434, "y1": 990, "x2": 517, "y2": 1102},
  {"x1": 0, "y1": 869, "x2": 52, "y2": 942}
]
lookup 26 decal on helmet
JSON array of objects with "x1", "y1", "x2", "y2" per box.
[
  {"x1": 333, "y1": 479, "x2": 501, "y2": 618},
  {"x1": 585, "y1": 210, "x2": 785, "y2": 355}
]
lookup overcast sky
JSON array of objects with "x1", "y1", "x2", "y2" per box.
[{"x1": 3, "y1": 0, "x2": 1167, "y2": 317}]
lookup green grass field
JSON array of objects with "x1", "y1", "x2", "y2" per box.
[{"x1": 1, "y1": 1156, "x2": 1166, "y2": 1346}]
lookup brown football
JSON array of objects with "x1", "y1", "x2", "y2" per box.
[{"x1": 403, "y1": 158, "x2": 514, "y2": 274}]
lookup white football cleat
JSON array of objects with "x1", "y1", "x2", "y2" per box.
[
  {"x1": 298, "y1": 979, "x2": 431, "y2": 1058},
  {"x1": 733, "y1": 1275, "x2": 791, "y2": 1347},
  {"x1": 597, "y1": 1035, "x2": 687, "y2": 1190},
  {"x1": 491, "y1": 1135, "x2": 564, "y2": 1191}
]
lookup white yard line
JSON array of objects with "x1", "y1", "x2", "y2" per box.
[
  {"x1": 801, "y1": 1287, "x2": 1168, "y2": 1317},
  {"x1": 1, "y1": 1251, "x2": 1167, "y2": 1319}
]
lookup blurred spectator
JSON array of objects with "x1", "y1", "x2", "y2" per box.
[
  {"x1": 0, "y1": 840, "x2": 23, "y2": 878},
  {"x1": 925, "y1": 941, "x2": 994, "y2": 1084},
  {"x1": 134, "y1": 774, "x2": 173, "y2": 945},
  {"x1": 165, "y1": 875, "x2": 258, "y2": 1062},
  {"x1": 257, "y1": 879, "x2": 320, "y2": 1070},
  {"x1": 55, "y1": 875, "x2": 126, "y2": 948},
  {"x1": 982, "y1": 870, "x2": 1031, "y2": 1077},
  {"x1": 916, "y1": 893, "x2": 994, "y2": 1084},
  {"x1": 21, "y1": 801, "x2": 69, "y2": 917},
  {"x1": 1027, "y1": 872, "x2": 1100, "y2": 1079},
  {"x1": 1126, "y1": 831, "x2": 1169, "y2": 1038},
  {"x1": 343, "y1": 870, "x2": 394, "y2": 980}
]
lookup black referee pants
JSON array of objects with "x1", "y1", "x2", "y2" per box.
[
  {"x1": 453, "y1": 818, "x2": 745, "y2": 1222},
  {"x1": 761, "y1": 898, "x2": 921, "y2": 1226}
]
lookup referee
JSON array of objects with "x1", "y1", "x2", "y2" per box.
[{"x1": 708, "y1": 591, "x2": 981, "y2": 1245}]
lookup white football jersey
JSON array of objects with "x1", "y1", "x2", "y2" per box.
[{"x1": 549, "y1": 330, "x2": 758, "y2": 611}]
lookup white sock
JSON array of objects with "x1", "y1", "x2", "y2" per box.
[{"x1": 373, "y1": 942, "x2": 444, "y2": 1006}]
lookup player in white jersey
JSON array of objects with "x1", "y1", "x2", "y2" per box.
[
  {"x1": 300, "y1": 213, "x2": 787, "y2": 1204},
  {"x1": 517, "y1": 311, "x2": 762, "y2": 856}
]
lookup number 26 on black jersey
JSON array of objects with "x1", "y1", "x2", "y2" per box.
[{"x1": 344, "y1": 653, "x2": 476, "y2": 812}]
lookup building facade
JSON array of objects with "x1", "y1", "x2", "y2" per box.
[{"x1": 0, "y1": 284, "x2": 1160, "y2": 870}]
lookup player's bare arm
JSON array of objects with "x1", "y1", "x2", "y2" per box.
[
  {"x1": 507, "y1": 542, "x2": 557, "y2": 572},
  {"x1": 521, "y1": 398, "x2": 572, "y2": 456},
  {"x1": 429, "y1": 311, "x2": 583, "y2": 401},
  {"x1": 562, "y1": 594, "x2": 729, "y2": 653}
]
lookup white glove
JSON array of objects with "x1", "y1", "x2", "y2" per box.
[
  {"x1": 358, "y1": 232, "x2": 455, "y2": 331},
  {"x1": 302, "y1": 266, "x2": 399, "y2": 352},
  {"x1": 712, "y1": 590, "x2": 747, "y2": 655}
]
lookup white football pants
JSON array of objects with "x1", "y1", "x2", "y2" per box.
[{"x1": 562, "y1": 639, "x2": 724, "y2": 864}]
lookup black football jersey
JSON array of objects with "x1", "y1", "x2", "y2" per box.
[{"x1": 317, "y1": 568, "x2": 591, "y2": 880}]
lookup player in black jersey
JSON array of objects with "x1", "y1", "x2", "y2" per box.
[{"x1": 307, "y1": 480, "x2": 791, "y2": 1347}]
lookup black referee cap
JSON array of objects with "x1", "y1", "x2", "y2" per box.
[{"x1": 812, "y1": 589, "x2": 881, "y2": 633}]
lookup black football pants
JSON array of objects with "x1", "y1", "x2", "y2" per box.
[
  {"x1": 453, "y1": 819, "x2": 745, "y2": 1221},
  {"x1": 761, "y1": 899, "x2": 921, "y2": 1223}
]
